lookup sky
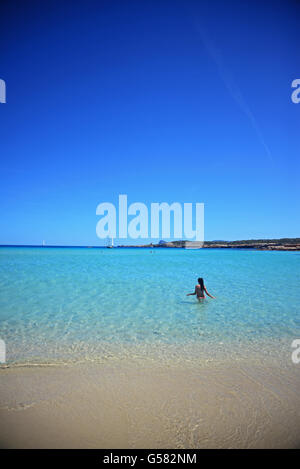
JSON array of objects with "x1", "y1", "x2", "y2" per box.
[{"x1": 0, "y1": 0, "x2": 299, "y2": 245}]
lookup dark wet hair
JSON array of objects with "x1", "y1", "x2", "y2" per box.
[{"x1": 198, "y1": 278, "x2": 204, "y2": 290}]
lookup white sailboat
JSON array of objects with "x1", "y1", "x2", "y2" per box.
[{"x1": 107, "y1": 236, "x2": 114, "y2": 248}]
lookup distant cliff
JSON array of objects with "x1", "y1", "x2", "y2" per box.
[
  {"x1": 119, "y1": 238, "x2": 300, "y2": 251},
  {"x1": 202, "y1": 238, "x2": 300, "y2": 251}
]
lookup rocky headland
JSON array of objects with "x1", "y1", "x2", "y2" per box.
[{"x1": 118, "y1": 238, "x2": 300, "y2": 251}]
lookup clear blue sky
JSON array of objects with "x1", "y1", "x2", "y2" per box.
[{"x1": 0, "y1": 0, "x2": 299, "y2": 245}]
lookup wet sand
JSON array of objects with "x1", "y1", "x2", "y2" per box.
[{"x1": 1, "y1": 358, "x2": 300, "y2": 448}]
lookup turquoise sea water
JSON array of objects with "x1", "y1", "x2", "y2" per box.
[{"x1": 0, "y1": 247, "x2": 299, "y2": 364}]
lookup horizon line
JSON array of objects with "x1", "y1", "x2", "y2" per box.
[{"x1": 0, "y1": 237, "x2": 299, "y2": 249}]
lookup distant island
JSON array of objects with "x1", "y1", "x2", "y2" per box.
[{"x1": 118, "y1": 238, "x2": 300, "y2": 251}]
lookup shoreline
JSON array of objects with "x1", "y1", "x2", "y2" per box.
[{"x1": 1, "y1": 334, "x2": 296, "y2": 369}]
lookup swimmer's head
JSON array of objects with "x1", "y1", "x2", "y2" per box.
[{"x1": 198, "y1": 278, "x2": 204, "y2": 289}]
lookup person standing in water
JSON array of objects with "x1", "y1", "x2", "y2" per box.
[{"x1": 187, "y1": 277, "x2": 215, "y2": 300}]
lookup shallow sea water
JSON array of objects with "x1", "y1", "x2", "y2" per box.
[{"x1": 0, "y1": 247, "x2": 299, "y2": 365}]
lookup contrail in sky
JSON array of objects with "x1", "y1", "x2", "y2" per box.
[{"x1": 196, "y1": 25, "x2": 273, "y2": 162}]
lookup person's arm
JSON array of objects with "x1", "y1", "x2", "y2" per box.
[
  {"x1": 204, "y1": 286, "x2": 215, "y2": 299},
  {"x1": 187, "y1": 286, "x2": 197, "y2": 296}
]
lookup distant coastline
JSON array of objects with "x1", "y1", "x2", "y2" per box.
[
  {"x1": 1, "y1": 238, "x2": 300, "y2": 251},
  {"x1": 119, "y1": 238, "x2": 300, "y2": 251}
]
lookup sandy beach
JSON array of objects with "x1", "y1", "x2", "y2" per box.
[
  {"x1": 1, "y1": 355, "x2": 300, "y2": 449},
  {"x1": 1, "y1": 248, "x2": 300, "y2": 448}
]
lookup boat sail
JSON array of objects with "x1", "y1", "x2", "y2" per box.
[{"x1": 107, "y1": 236, "x2": 114, "y2": 248}]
